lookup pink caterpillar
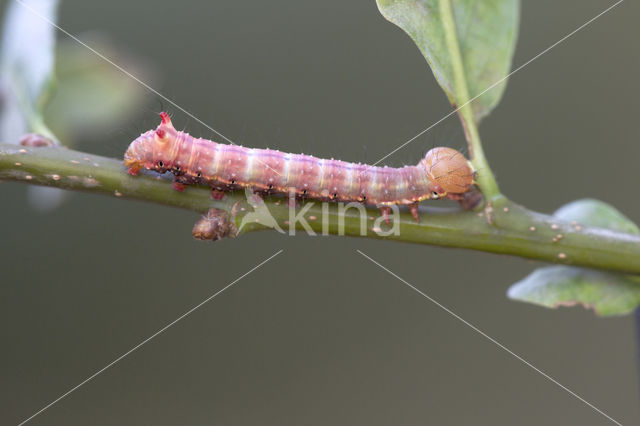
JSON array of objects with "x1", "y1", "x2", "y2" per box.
[{"x1": 124, "y1": 113, "x2": 476, "y2": 220}]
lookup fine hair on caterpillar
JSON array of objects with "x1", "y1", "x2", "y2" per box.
[{"x1": 124, "y1": 112, "x2": 477, "y2": 222}]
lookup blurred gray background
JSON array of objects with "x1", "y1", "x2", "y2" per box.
[{"x1": 2, "y1": 0, "x2": 639, "y2": 424}]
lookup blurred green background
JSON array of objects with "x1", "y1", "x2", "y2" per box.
[{"x1": 2, "y1": 0, "x2": 639, "y2": 424}]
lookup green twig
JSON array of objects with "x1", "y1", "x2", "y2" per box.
[
  {"x1": 439, "y1": 0, "x2": 501, "y2": 201},
  {"x1": 2, "y1": 142, "x2": 640, "y2": 274}
]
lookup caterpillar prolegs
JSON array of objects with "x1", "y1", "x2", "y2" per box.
[{"x1": 124, "y1": 112, "x2": 478, "y2": 222}]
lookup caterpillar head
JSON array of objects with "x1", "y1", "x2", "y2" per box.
[
  {"x1": 419, "y1": 147, "x2": 475, "y2": 197},
  {"x1": 124, "y1": 112, "x2": 178, "y2": 174}
]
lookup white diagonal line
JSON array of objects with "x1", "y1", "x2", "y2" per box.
[
  {"x1": 17, "y1": 249, "x2": 284, "y2": 426},
  {"x1": 372, "y1": 0, "x2": 624, "y2": 166},
  {"x1": 356, "y1": 250, "x2": 623, "y2": 426},
  {"x1": 14, "y1": 0, "x2": 283, "y2": 176}
]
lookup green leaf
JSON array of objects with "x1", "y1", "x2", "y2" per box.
[
  {"x1": 508, "y1": 266, "x2": 640, "y2": 316},
  {"x1": 376, "y1": 0, "x2": 519, "y2": 121},
  {"x1": 508, "y1": 199, "x2": 640, "y2": 316},
  {"x1": 44, "y1": 37, "x2": 150, "y2": 142},
  {"x1": 0, "y1": 0, "x2": 60, "y2": 144},
  {"x1": 553, "y1": 198, "x2": 640, "y2": 235}
]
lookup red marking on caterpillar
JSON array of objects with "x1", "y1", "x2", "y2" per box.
[
  {"x1": 159, "y1": 111, "x2": 171, "y2": 124},
  {"x1": 124, "y1": 113, "x2": 476, "y2": 220}
]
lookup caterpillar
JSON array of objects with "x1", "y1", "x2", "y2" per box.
[{"x1": 124, "y1": 112, "x2": 476, "y2": 221}]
